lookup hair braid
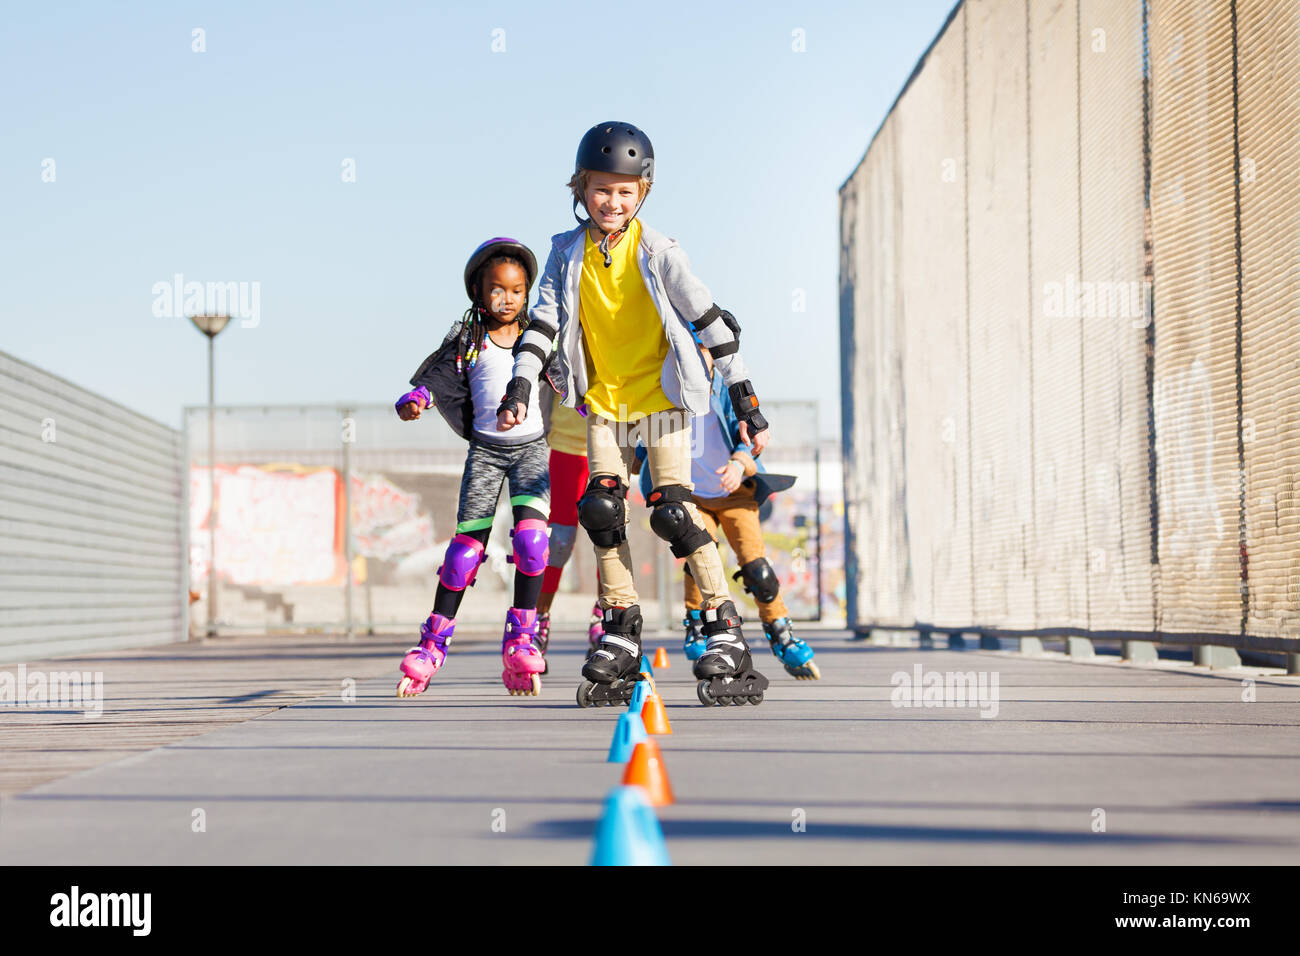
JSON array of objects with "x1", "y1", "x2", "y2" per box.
[{"x1": 457, "y1": 254, "x2": 531, "y2": 376}]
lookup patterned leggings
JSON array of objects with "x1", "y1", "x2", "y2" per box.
[{"x1": 432, "y1": 436, "x2": 551, "y2": 618}]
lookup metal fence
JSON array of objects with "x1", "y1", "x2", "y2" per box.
[
  {"x1": 839, "y1": 0, "x2": 1300, "y2": 656},
  {"x1": 186, "y1": 400, "x2": 841, "y2": 635},
  {"x1": 0, "y1": 349, "x2": 187, "y2": 663}
]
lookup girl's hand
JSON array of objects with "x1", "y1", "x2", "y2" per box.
[
  {"x1": 716, "y1": 459, "x2": 744, "y2": 494},
  {"x1": 496, "y1": 404, "x2": 525, "y2": 431},
  {"x1": 395, "y1": 385, "x2": 431, "y2": 421}
]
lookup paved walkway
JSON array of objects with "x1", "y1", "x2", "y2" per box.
[{"x1": 2, "y1": 631, "x2": 1298, "y2": 864}]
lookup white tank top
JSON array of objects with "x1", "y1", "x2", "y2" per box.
[{"x1": 469, "y1": 335, "x2": 544, "y2": 444}]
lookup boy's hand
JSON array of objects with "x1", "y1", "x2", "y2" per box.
[
  {"x1": 728, "y1": 380, "x2": 769, "y2": 455},
  {"x1": 716, "y1": 458, "x2": 744, "y2": 494},
  {"x1": 737, "y1": 420, "x2": 771, "y2": 456},
  {"x1": 496, "y1": 376, "x2": 532, "y2": 430},
  {"x1": 397, "y1": 402, "x2": 422, "y2": 421},
  {"x1": 496, "y1": 406, "x2": 524, "y2": 430}
]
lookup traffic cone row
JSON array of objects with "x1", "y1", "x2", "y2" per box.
[{"x1": 591, "y1": 647, "x2": 676, "y2": 866}]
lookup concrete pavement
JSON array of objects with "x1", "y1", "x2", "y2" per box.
[{"x1": 2, "y1": 631, "x2": 1298, "y2": 864}]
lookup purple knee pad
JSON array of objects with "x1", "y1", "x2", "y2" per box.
[
  {"x1": 510, "y1": 519, "x2": 549, "y2": 577},
  {"x1": 438, "y1": 534, "x2": 485, "y2": 591}
]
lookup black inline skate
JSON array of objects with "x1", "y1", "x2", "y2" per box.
[
  {"x1": 576, "y1": 605, "x2": 646, "y2": 708},
  {"x1": 694, "y1": 600, "x2": 769, "y2": 706}
]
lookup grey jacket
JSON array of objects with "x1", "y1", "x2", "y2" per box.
[{"x1": 509, "y1": 221, "x2": 749, "y2": 416}]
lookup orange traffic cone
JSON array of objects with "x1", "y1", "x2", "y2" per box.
[
  {"x1": 653, "y1": 646, "x2": 670, "y2": 669},
  {"x1": 641, "y1": 692, "x2": 673, "y2": 735},
  {"x1": 622, "y1": 739, "x2": 674, "y2": 806}
]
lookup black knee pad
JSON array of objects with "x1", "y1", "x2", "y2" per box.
[
  {"x1": 734, "y1": 557, "x2": 780, "y2": 604},
  {"x1": 647, "y1": 485, "x2": 714, "y2": 558},
  {"x1": 578, "y1": 474, "x2": 628, "y2": 548}
]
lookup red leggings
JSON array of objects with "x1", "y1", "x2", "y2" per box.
[{"x1": 543, "y1": 449, "x2": 589, "y2": 594}]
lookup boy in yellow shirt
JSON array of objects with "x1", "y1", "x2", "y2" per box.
[{"x1": 497, "y1": 121, "x2": 773, "y2": 707}]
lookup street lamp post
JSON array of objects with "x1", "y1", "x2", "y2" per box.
[{"x1": 188, "y1": 313, "x2": 232, "y2": 638}]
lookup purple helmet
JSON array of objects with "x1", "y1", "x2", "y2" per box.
[{"x1": 463, "y1": 237, "x2": 538, "y2": 302}]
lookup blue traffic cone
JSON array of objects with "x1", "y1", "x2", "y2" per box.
[
  {"x1": 640, "y1": 654, "x2": 654, "y2": 677},
  {"x1": 629, "y1": 680, "x2": 651, "y2": 713},
  {"x1": 590, "y1": 785, "x2": 671, "y2": 866},
  {"x1": 607, "y1": 709, "x2": 649, "y2": 762}
]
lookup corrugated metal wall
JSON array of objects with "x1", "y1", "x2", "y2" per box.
[
  {"x1": 840, "y1": 0, "x2": 1300, "y2": 651},
  {"x1": 0, "y1": 350, "x2": 186, "y2": 663}
]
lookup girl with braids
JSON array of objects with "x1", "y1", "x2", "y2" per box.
[{"x1": 393, "y1": 238, "x2": 555, "y2": 697}]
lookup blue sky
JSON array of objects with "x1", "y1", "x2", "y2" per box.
[{"x1": 1, "y1": 0, "x2": 956, "y2": 437}]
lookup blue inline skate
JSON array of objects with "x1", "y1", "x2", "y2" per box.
[
  {"x1": 764, "y1": 617, "x2": 820, "y2": 680},
  {"x1": 682, "y1": 609, "x2": 708, "y2": 661}
]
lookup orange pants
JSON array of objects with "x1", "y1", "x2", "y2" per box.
[{"x1": 683, "y1": 483, "x2": 788, "y2": 623}]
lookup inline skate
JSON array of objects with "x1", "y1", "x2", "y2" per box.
[
  {"x1": 577, "y1": 605, "x2": 646, "y2": 708},
  {"x1": 682, "y1": 608, "x2": 707, "y2": 661},
  {"x1": 535, "y1": 611, "x2": 551, "y2": 674},
  {"x1": 396, "y1": 612, "x2": 454, "y2": 697},
  {"x1": 502, "y1": 607, "x2": 546, "y2": 696},
  {"x1": 587, "y1": 601, "x2": 605, "y2": 653},
  {"x1": 764, "y1": 617, "x2": 820, "y2": 680},
  {"x1": 694, "y1": 600, "x2": 768, "y2": 706}
]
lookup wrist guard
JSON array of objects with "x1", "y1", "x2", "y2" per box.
[
  {"x1": 497, "y1": 376, "x2": 532, "y2": 418},
  {"x1": 395, "y1": 385, "x2": 431, "y2": 413},
  {"x1": 728, "y1": 380, "x2": 769, "y2": 435}
]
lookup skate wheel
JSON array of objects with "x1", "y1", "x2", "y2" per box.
[
  {"x1": 747, "y1": 693, "x2": 764, "y2": 705},
  {"x1": 396, "y1": 676, "x2": 414, "y2": 698},
  {"x1": 696, "y1": 680, "x2": 716, "y2": 706},
  {"x1": 805, "y1": 662, "x2": 820, "y2": 680},
  {"x1": 576, "y1": 681, "x2": 594, "y2": 708},
  {"x1": 530, "y1": 673, "x2": 541, "y2": 696}
]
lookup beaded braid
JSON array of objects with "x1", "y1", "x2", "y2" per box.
[{"x1": 455, "y1": 254, "x2": 531, "y2": 376}]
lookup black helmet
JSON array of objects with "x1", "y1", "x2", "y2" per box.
[
  {"x1": 575, "y1": 121, "x2": 654, "y2": 183},
  {"x1": 463, "y1": 237, "x2": 538, "y2": 302}
]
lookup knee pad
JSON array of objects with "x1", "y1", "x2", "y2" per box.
[
  {"x1": 734, "y1": 557, "x2": 780, "y2": 604},
  {"x1": 509, "y1": 518, "x2": 549, "y2": 577},
  {"x1": 647, "y1": 485, "x2": 714, "y2": 558},
  {"x1": 439, "y1": 534, "x2": 485, "y2": 591},
  {"x1": 547, "y1": 524, "x2": 577, "y2": 568},
  {"x1": 578, "y1": 475, "x2": 628, "y2": 548}
]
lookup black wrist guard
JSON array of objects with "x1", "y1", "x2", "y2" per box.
[
  {"x1": 728, "y1": 380, "x2": 769, "y2": 435},
  {"x1": 497, "y1": 376, "x2": 532, "y2": 418}
]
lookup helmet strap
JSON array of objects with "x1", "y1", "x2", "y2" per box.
[{"x1": 575, "y1": 195, "x2": 649, "y2": 269}]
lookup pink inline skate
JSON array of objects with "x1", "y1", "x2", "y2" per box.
[
  {"x1": 502, "y1": 607, "x2": 546, "y2": 696},
  {"x1": 396, "y1": 612, "x2": 454, "y2": 698},
  {"x1": 587, "y1": 601, "x2": 606, "y2": 652},
  {"x1": 535, "y1": 611, "x2": 551, "y2": 674}
]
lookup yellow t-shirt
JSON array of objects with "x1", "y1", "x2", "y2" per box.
[
  {"x1": 547, "y1": 402, "x2": 588, "y2": 456},
  {"x1": 579, "y1": 219, "x2": 673, "y2": 422}
]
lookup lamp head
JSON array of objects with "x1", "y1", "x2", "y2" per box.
[{"x1": 189, "y1": 313, "x2": 232, "y2": 338}]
